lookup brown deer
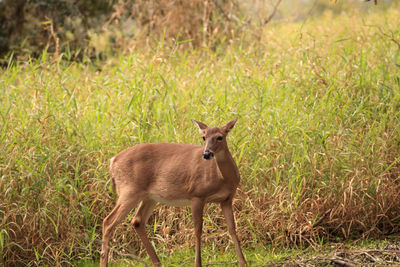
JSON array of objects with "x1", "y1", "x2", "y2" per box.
[{"x1": 100, "y1": 118, "x2": 247, "y2": 267}]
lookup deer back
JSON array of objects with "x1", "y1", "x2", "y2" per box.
[{"x1": 109, "y1": 143, "x2": 231, "y2": 203}]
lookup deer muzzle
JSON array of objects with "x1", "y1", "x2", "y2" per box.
[{"x1": 202, "y1": 151, "x2": 214, "y2": 160}]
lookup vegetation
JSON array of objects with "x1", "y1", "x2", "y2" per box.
[
  {"x1": 0, "y1": 0, "x2": 245, "y2": 59},
  {"x1": 74, "y1": 239, "x2": 400, "y2": 266},
  {"x1": 0, "y1": 0, "x2": 388, "y2": 59},
  {"x1": 1, "y1": 3, "x2": 400, "y2": 266}
]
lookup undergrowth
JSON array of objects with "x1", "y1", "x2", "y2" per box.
[{"x1": 1, "y1": 7, "x2": 400, "y2": 266}]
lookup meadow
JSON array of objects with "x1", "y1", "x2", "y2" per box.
[{"x1": 1, "y1": 6, "x2": 400, "y2": 266}]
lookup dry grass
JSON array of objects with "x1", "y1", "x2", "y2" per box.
[{"x1": 104, "y1": 0, "x2": 245, "y2": 50}]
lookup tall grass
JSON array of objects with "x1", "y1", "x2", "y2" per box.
[{"x1": 1, "y1": 7, "x2": 400, "y2": 266}]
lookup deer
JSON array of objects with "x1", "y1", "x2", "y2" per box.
[{"x1": 100, "y1": 118, "x2": 247, "y2": 267}]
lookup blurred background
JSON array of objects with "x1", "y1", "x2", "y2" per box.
[{"x1": 0, "y1": 0, "x2": 395, "y2": 60}]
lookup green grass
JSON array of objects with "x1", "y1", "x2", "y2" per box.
[
  {"x1": 1, "y1": 6, "x2": 400, "y2": 266},
  {"x1": 74, "y1": 245, "x2": 307, "y2": 267},
  {"x1": 74, "y1": 238, "x2": 400, "y2": 266}
]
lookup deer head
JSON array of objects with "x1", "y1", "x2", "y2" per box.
[{"x1": 192, "y1": 118, "x2": 238, "y2": 160}]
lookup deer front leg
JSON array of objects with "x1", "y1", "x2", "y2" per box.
[
  {"x1": 221, "y1": 199, "x2": 247, "y2": 267},
  {"x1": 191, "y1": 197, "x2": 205, "y2": 267}
]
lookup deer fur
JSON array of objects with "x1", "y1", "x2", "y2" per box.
[{"x1": 100, "y1": 118, "x2": 247, "y2": 267}]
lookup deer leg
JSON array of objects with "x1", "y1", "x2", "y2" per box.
[
  {"x1": 100, "y1": 194, "x2": 141, "y2": 267},
  {"x1": 131, "y1": 199, "x2": 160, "y2": 267},
  {"x1": 221, "y1": 199, "x2": 247, "y2": 267},
  {"x1": 191, "y1": 197, "x2": 205, "y2": 267}
]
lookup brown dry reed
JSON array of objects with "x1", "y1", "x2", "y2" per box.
[
  {"x1": 105, "y1": 0, "x2": 244, "y2": 50},
  {"x1": 1, "y1": 4, "x2": 400, "y2": 267}
]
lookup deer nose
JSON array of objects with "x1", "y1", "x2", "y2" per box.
[{"x1": 202, "y1": 151, "x2": 214, "y2": 160}]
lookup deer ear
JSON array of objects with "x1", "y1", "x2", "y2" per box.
[
  {"x1": 192, "y1": 120, "x2": 208, "y2": 134},
  {"x1": 223, "y1": 118, "x2": 238, "y2": 134}
]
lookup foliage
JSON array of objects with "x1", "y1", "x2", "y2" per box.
[
  {"x1": 0, "y1": 0, "x2": 245, "y2": 59},
  {"x1": 0, "y1": 0, "x2": 391, "y2": 60},
  {"x1": 0, "y1": 0, "x2": 116, "y2": 59},
  {"x1": 1, "y1": 6, "x2": 400, "y2": 266}
]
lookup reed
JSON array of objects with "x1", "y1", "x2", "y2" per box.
[{"x1": 1, "y1": 7, "x2": 400, "y2": 266}]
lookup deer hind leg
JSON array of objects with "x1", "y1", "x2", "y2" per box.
[
  {"x1": 100, "y1": 193, "x2": 142, "y2": 267},
  {"x1": 131, "y1": 199, "x2": 160, "y2": 266}
]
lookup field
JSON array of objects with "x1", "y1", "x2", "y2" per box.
[{"x1": 1, "y1": 6, "x2": 400, "y2": 266}]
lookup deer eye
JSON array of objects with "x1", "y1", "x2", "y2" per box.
[
  {"x1": 217, "y1": 136, "x2": 223, "y2": 141},
  {"x1": 202, "y1": 136, "x2": 206, "y2": 141}
]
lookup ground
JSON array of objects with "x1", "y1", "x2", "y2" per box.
[{"x1": 76, "y1": 236, "x2": 400, "y2": 266}]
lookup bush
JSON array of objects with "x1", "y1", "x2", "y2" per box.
[{"x1": 0, "y1": 0, "x2": 246, "y2": 60}]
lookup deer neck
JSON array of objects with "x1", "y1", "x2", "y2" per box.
[{"x1": 214, "y1": 146, "x2": 240, "y2": 184}]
